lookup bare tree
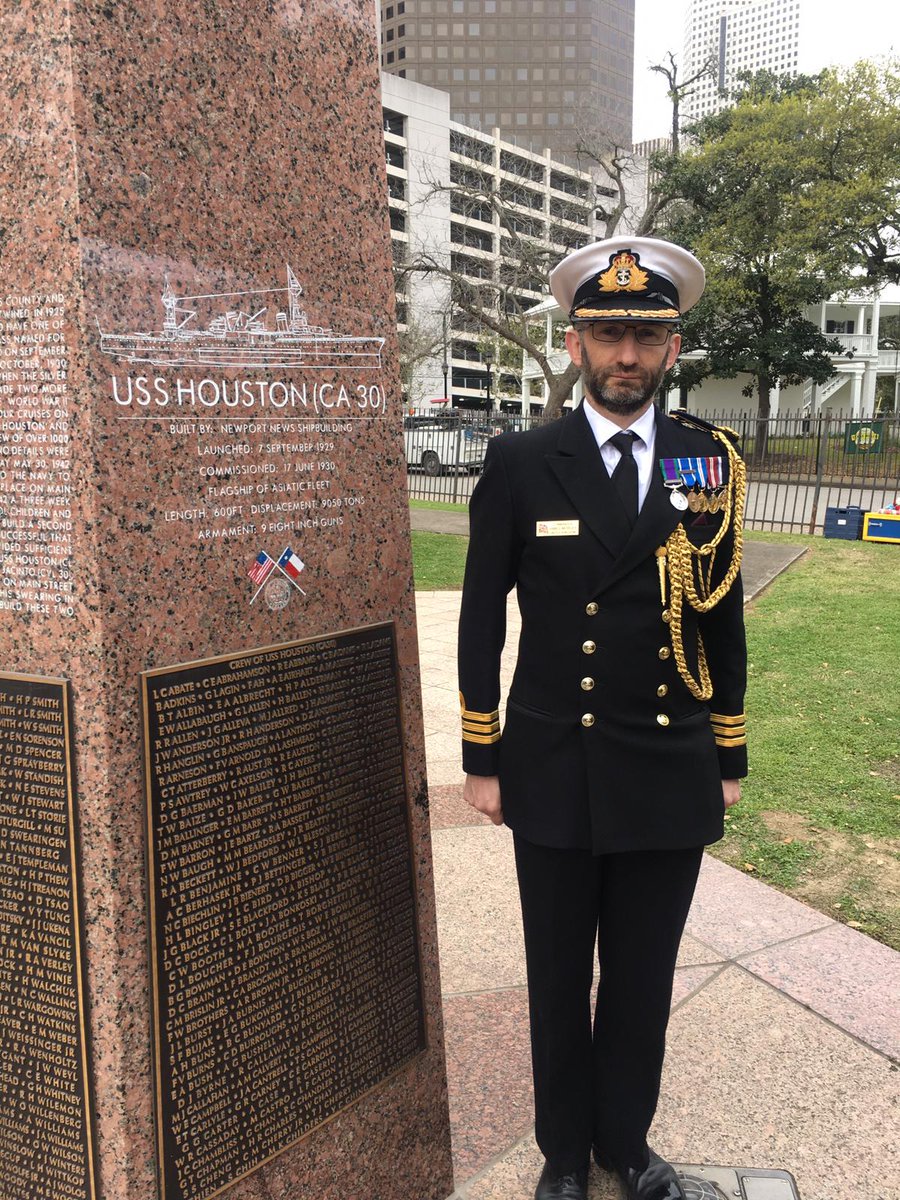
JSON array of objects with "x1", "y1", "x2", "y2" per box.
[
  {"x1": 396, "y1": 317, "x2": 444, "y2": 409},
  {"x1": 398, "y1": 54, "x2": 715, "y2": 420},
  {"x1": 574, "y1": 52, "x2": 717, "y2": 239},
  {"x1": 399, "y1": 161, "x2": 583, "y2": 418},
  {"x1": 650, "y1": 51, "x2": 718, "y2": 157}
]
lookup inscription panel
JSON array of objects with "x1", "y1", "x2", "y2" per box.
[
  {"x1": 143, "y1": 625, "x2": 425, "y2": 1200},
  {"x1": 0, "y1": 674, "x2": 97, "y2": 1200}
]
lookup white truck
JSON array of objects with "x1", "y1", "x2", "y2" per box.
[{"x1": 403, "y1": 415, "x2": 487, "y2": 476}]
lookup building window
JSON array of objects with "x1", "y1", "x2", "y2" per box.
[
  {"x1": 383, "y1": 109, "x2": 404, "y2": 136},
  {"x1": 386, "y1": 49, "x2": 395, "y2": 62},
  {"x1": 398, "y1": 47, "x2": 405, "y2": 58},
  {"x1": 385, "y1": 5, "x2": 393, "y2": 16}
]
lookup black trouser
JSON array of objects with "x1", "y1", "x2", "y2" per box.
[{"x1": 513, "y1": 834, "x2": 703, "y2": 1175}]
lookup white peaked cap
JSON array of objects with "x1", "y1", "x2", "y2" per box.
[{"x1": 549, "y1": 236, "x2": 706, "y2": 321}]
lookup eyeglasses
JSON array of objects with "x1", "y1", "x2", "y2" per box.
[{"x1": 581, "y1": 322, "x2": 674, "y2": 346}]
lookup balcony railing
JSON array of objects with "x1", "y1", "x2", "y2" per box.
[{"x1": 830, "y1": 333, "x2": 876, "y2": 356}]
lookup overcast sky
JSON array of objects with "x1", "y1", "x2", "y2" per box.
[{"x1": 632, "y1": 0, "x2": 900, "y2": 143}]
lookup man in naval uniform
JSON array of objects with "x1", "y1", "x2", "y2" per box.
[{"x1": 458, "y1": 237, "x2": 748, "y2": 1200}]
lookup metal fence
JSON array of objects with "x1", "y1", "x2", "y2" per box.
[{"x1": 405, "y1": 408, "x2": 900, "y2": 535}]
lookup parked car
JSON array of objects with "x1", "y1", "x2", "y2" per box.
[{"x1": 403, "y1": 415, "x2": 487, "y2": 475}]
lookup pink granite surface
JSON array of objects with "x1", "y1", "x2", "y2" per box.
[
  {"x1": 686, "y1": 853, "x2": 833, "y2": 957},
  {"x1": 740, "y1": 921, "x2": 900, "y2": 1060},
  {"x1": 443, "y1": 988, "x2": 534, "y2": 1181},
  {"x1": 1, "y1": 2, "x2": 452, "y2": 1198}
]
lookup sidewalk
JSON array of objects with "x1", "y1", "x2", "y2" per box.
[{"x1": 415, "y1": 572, "x2": 900, "y2": 1199}]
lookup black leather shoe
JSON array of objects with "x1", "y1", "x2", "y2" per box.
[
  {"x1": 593, "y1": 1146, "x2": 686, "y2": 1200},
  {"x1": 534, "y1": 1160, "x2": 589, "y2": 1200}
]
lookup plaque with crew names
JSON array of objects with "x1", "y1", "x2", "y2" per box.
[
  {"x1": 0, "y1": 674, "x2": 98, "y2": 1200},
  {"x1": 142, "y1": 625, "x2": 426, "y2": 1200}
]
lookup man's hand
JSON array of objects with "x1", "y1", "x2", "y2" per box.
[
  {"x1": 464, "y1": 774, "x2": 504, "y2": 825},
  {"x1": 722, "y1": 778, "x2": 741, "y2": 809}
]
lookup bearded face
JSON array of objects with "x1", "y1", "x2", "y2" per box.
[{"x1": 578, "y1": 335, "x2": 674, "y2": 416}]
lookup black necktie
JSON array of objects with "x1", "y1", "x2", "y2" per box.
[{"x1": 609, "y1": 430, "x2": 638, "y2": 526}]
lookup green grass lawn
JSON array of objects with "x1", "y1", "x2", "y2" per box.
[
  {"x1": 411, "y1": 523, "x2": 900, "y2": 948},
  {"x1": 724, "y1": 536, "x2": 900, "y2": 948},
  {"x1": 411, "y1": 530, "x2": 469, "y2": 590},
  {"x1": 410, "y1": 498, "x2": 469, "y2": 513}
]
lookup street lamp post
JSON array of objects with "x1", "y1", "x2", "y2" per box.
[
  {"x1": 441, "y1": 311, "x2": 449, "y2": 401},
  {"x1": 484, "y1": 348, "x2": 494, "y2": 416}
]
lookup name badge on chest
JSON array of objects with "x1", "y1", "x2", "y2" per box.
[{"x1": 536, "y1": 519, "x2": 580, "y2": 537}]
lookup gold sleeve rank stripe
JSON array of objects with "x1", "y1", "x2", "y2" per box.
[
  {"x1": 460, "y1": 692, "x2": 501, "y2": 744},
  {"x1": 710, "y1": 712, "x2": 746, "y2": 747},
  {"x1": 462, "y1": 729, "x2": 502, "y2": 745},
  {"x1": 459, "y1": 693, "x2": 499, "y2": 723},
  {"x1": 710, "y1": 712, "x2": 746, "y2": 726},
  {"x1": 463, "y1": 716, "x2": 500, "y2": 732}
]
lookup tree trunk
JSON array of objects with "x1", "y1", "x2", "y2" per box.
[
  {"x1": 543, "y1": 361, "x2": 581, "y2": 421},
  {"x1": 755, "y1": 378, "x2": 772, "y2": 462}
]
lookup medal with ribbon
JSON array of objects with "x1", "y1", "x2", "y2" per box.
[
  {"x1": 659, "y1": 457, "x2": 724, "y2": 512},
  {"x1": 659, "y1": 458, "x2": 689, "y2": 510}
]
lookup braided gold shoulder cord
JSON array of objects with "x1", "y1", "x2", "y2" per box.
[{"x1": 663, "y1": 430, "x2": 747, "y2": 700}]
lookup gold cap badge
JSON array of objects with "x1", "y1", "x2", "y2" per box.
[{"x1": 598, "y1": 251, "x2": 649, "y2": 295}]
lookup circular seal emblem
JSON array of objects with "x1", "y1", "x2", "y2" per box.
[
  {"x1": 264, "y1": 575, "x2": 291, "y2": 611},
  {"x1": 851, "y1": 426, "x2": 878, "y2": 449}
]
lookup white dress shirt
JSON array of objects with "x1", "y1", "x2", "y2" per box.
[{"x1": 582, "y1": 401, "x2": 657, "y2": 513}]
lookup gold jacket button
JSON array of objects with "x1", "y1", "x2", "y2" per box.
[
  {"x1": 656, "y1": 713, "x2": 670, "y2": 727},
  {"x1": 581, "y1": 713, "x2": 595, "y2": 727},
  {"x1": 661, "y1": 609, "x2": 671, "y2": 623},
  {"x1": 585, "y1": 601, "x2": 599, "y2": 616},
  {"x1": 658, "y1": 646, "x2": 671, "y2": 660},
  {"x1": 657, "y1": 684, "x2": 668, "y2": 698},
  {"x1": 582, "y1": 640, "x2": 596, "y2": 654},
  {"x1": 581, "y1": 677, "x2": 595, "y2": 691}
]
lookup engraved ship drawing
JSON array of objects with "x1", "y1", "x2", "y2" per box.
[{"x1": 99, "y1": 266, "x2": 384, "y2": 369}]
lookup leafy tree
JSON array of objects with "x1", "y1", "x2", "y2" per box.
[
  {"x1": 574, "y1": 53, "x2": 716, "y2": 238},
  {"x1": 660, "y1": 61, "x2": 900, "y2": 450},
  {"x1": 793, "y1": 60, "x2": 900, "y2": 287}
]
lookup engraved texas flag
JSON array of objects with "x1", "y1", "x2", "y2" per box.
[{"x1": 276, "y1": 547, "x2": 307, "y2": 594}]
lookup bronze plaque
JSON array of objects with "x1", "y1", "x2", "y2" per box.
[
  {"x1": 142, "y1": 624, "x2": 426, "y2": 1200},
  {"x1": 0, "y1": 673, "x2": 97, "y2": 1200}
]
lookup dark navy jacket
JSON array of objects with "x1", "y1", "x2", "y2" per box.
[{"x1": 458, "y1": 402, "x2": 747, "y2": 854}]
